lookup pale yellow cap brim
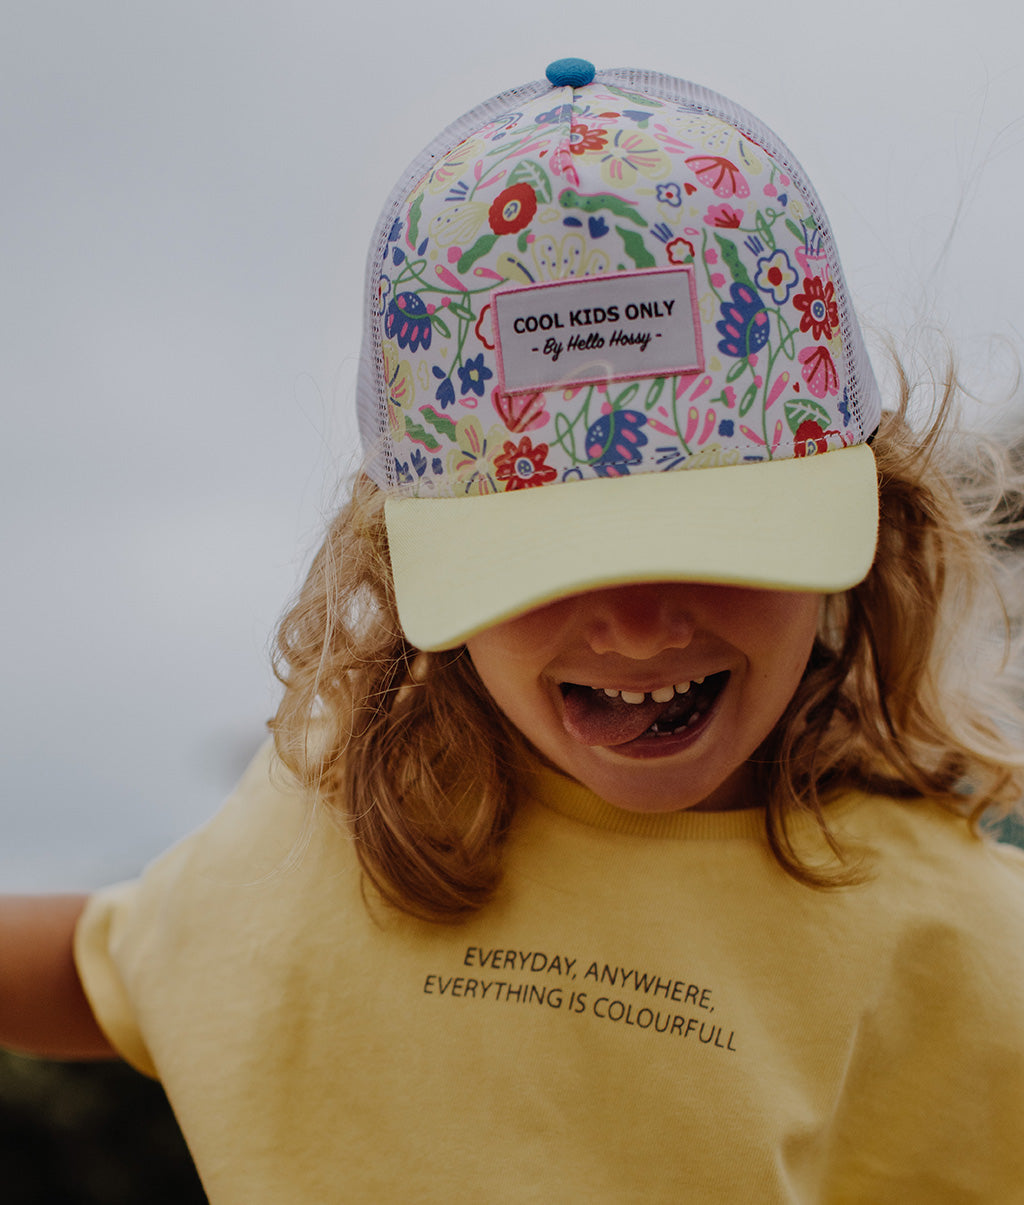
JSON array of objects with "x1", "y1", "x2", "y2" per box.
[{"x1": 385, "y1": 443, "x2": 878, "y2": 651}]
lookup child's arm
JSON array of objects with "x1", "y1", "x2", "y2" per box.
[{"x1": 0, "y1": 894, "x2": 115, "y2": 1058}]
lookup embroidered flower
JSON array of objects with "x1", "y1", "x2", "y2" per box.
[
  {"x1": 495, "y1": 436, "x2": 558, "y2": 490},
  {"x1": 793, "y1": 275, "x2": 838, "y2": 341},
  {"x1": 488, "y1": 183, "x2": 538, "y2": 235},
  {"x1": 704, "y1": 203, "x2": 744, "y2": 228},
  {"x1": 457, "y1": 353, "x2": 493, "y2": 398},
  {"x1": 567, "y1": 122, "x2": 609, "y2": 155},
  {"x1": 754, "y1": 249, "x2": 799, "y2": 305},
  {"x1": 656, "y1": 182, "x2": 683, "y2": 207},
  {"x1": 715, "y1": 283, "x2": 770, "y2": 358},
  {"x1": 687, "y1": 155, "x2": 751, "y2": 198},
  {"x1": 798, "y1": 345, "x2": 839, "y2": 398},
  {"x1": 385, "y1": 292, "x2": 432, "y2": 352}
]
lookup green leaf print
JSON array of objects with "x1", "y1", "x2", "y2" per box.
[
  {"x1": 408, "y1": 194, "x2": 424, "y2": 248},
  {"x1": 421, "y1": 406, "x2": 458, "y2": 441},
  {"x1": 617, "y1": 226, "x2": 655, "y2": 269},
  {"x1": 783, "y1": 397, "x2": 832, "y2": 434},
  {"x1": 508, "y1": 160, "x2": 553, "y2": 204},
  {"x1": 738, "y1": 383, "x2": 759, "y2": 417},
  {"x1": 404, "y1": 419, "x2": 442, "y2": 452},
  {"x1": 715, "y1": 236, "x2": 753, "y2": 289},
  {"x1": 457, "y1": 235, "x2": 498, "y2": 274},
  {"x1": 754, "y1": 210, "x2": 776, "y2": 251},
  {"x1": 643, "y1": 376, "x2": 666, "y2": 411},
  {"x1": 559, "y1": 189, "x2": 647, "y2": 227}
]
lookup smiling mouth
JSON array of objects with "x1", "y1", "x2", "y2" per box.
[{"x1": 559, "y1": 671, "x2": 730, "y2": 747}]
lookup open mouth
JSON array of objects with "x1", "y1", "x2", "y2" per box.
[{"x1": 559, "y1": 671, "x2": 730, "y2": 748}]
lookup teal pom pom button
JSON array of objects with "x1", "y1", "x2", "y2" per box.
[{"x1": 545, "y1": 58, "x2": 595, "y2": 87}]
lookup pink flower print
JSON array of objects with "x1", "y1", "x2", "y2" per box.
[
  {"x1": 754, "y1": 250, "x2": 799, "y2": 305},
  {"x1": 548, "y1": 145, "x2": 580, "y2": 187},
  {"x1": 793, "y1": 276, "x2": 838, "y2": 341},
  {"x1": 704, "y1": 204, "x2": 744, "y2": 229},
  {"x1": 495, "y1": 436, "x2": 558, "y2": 490},
  {"x1": 686, "y1": 155, "x2": 751, "y2": 199},
  {"x1": 493, "y1": 389, "x2": 549, "y2": 433},
  {"x1": 666, "y1": 237, "x2": 696, "y2": 265},
  {"x1": 798, "y1": 345, "x2": 839, "y2": 398}
]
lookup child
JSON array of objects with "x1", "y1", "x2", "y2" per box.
[{"x1": 4, "y1": 59, "x2": 1024, "y2": 1202}]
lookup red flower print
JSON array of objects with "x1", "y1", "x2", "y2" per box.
[
  {"x1": 703, "y1": 203, "x2": 744, "y2": 228},
  {"x1": 794, "y1": 419, "x2": 839, "y2": 456},
  {"x1": 567, "y1": 123, "x2": 609, "y2": 155},
  {"x1": 494, "y1": 390, "x2": 549, "y2": 433},
  {"x1": 488, "y1": 183, "x2": 538, "y2": 235},
  {"x1": 475, "y1": 303, "x2": 495, "y2": 350},
  {"x1": 685, "y1": 155, "x2": 751, "y2": 198},
  {"x1": 793, "y1": 276, "x2": 838, "y2": 341},
  {"x1": 666, "y1": 236, "x2": 696, "y2": 265},
  {"x1": 798, "y1": 345, "x2": 838, "y2": 398},
  {"x1": 495, "y1": 436, "x2": 558, "y2": 490}
]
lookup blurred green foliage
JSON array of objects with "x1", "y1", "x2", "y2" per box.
[{"x1": 0, "y1": 1051, "x2": 206, "y2": 1203}]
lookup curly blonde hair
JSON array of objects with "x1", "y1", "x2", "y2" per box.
[{"x1": 271, "y1": 363, "x2": 1024, "y2": 920}]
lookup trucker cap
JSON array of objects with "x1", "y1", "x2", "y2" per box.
[{"x1": 357, "y1": 59, "x2": 881, "y2": 650}]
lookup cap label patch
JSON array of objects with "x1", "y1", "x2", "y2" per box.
[{"x1": 492, "y1": 267, "x2": 703, "y2": 396}]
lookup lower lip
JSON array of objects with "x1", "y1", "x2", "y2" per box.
[{"x1": 602, "y1": 700, "x2": 718, "y2": 761}]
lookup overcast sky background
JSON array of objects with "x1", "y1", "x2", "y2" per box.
[{"x1": 3, "y1": 1, "x2": 1023, "y2": 889}]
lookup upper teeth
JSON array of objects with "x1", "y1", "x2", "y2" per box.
[{"x1": 602, "y1": 682, "x2": 697, "y2": 704}]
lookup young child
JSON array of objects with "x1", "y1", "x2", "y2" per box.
[{"x1": 4, "y1": 59, "x2": 1024, "y2": 1202}]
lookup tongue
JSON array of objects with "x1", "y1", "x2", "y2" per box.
[{"x1": 561, "y1": 686, "x2": 673, "y2": 747}]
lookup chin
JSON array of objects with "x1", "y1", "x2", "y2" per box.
[{"x1": 566, "y1": 752, "x2": 747, "y2": 814}]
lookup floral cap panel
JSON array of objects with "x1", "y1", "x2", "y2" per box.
[{"x1": 369, "y1": 76, "x2": 878, "y2": 498}]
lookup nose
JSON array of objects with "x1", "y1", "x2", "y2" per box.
[{"x1": 580, "y1": 583, "x2": 697, "y2": 659}]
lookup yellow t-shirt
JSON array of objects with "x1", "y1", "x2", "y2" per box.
[{"x1": 76, "y1": 743, "x2": 1024, "y2": 1203}]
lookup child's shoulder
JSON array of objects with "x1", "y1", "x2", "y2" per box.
[{"x1": 835, "y1": 789, "x2": 1024, "y2": 918}]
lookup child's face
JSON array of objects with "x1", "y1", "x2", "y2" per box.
[{"x1": 465, "y1": 582, "x2": 821, "y2": 813}]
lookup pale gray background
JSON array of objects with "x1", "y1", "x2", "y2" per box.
[{"x1": 3, "y1": 0, "x2": 1022, "y2": 888}]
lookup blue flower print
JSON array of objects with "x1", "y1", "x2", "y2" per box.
[
  {"x1": 656, "y1": 182, "x2": 683, "y2": 207},
  {"x1": 718, "y1": 419, "x2": 735, "y2": 438},
  {"x1": 457, "y1": 353, "x2": 493, "y2": 398},
  {"x1": 432, "y1": 365, "x2": 455, "y2": 409},
  {"x1": 585, "y1": 409, "x2": 648, "y2": 477},
  {"x1": 754, "y1": 249, "x2": 799, "y2": 305},
  {"x1": 385, "y1": 292, "x2": 432, "y2": 352},
  {"x1": 715, "y1": 283, "x2": 770, "y2": 359}
]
